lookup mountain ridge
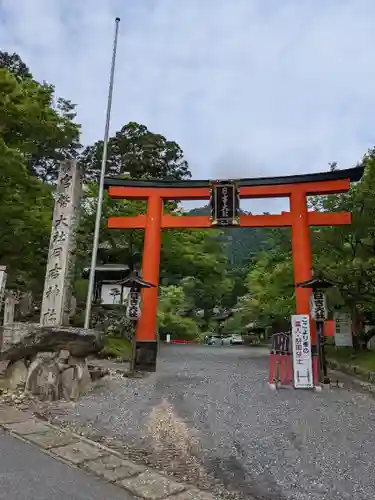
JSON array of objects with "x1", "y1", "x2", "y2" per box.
[{"x1": 186, "y1": 205, "x2": 267, "y2": 267}]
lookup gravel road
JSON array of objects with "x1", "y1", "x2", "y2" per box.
[{"x1": 46, "y1": 345, "x2": 375, "y2": 500}]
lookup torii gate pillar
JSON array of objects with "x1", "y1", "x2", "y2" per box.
[{"x1": 134, "y1": 195, "x2": 162, "y2": 370}]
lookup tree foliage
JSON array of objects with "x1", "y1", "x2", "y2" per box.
[
  {"x1": 79, "y1": 122, "x2": 190, "y2": 182},
  {"x1": 0, "y1": 51, "x2": 32, "y2": 80},
  {"x1": 4, "y1": 48, "x2": 375, "y2": 350},
  {"x1": 0, "y1": 52, "x2": 81, "y2": 183},
  {"x1": 230, "y1": 151, "x2": 375, "y2": 344},
  {"x1": 157, "y1": 285, "x2": 200, "y2": 340}
]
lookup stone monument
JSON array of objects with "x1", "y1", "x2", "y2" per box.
[
  {"x1": 3, "y1": 292, "x2": 18, "y2": 327},
  {"x1": 40, "y1": 159, "x2": 82, "y2": 326},
  {"x1": 0, "y1": 161, "x2": 102, "y2": 400},
  {"x1": 0, "y1": 265, "x2": 7, "y2": 314},
  {"x1": 0, "y1": 265, "x2": 7, "y2": 352}
]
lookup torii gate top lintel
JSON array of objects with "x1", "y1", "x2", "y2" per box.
[{"x1": 104, "y1": 166, "x2": 364, "y2": 200}]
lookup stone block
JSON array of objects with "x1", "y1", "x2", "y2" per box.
[
  {"x1": 26, "y1": 356, "x2": 60, "y2": 400},
  {"x1": 171, "y1": 489, "x2": 216, "y2": 500},
  {"x1": 25, "y1": 429, "x2": 79, "y2": 449},
  {"x1": 83, "y1": 455, "x2": 144, "y2": 482},
  {"x1": 51, "y1": 441, "x2": 108, "y2": 464},
  {"x1": 3, "y1": 418, "x2": 51, "y2": 435},
  {"x1": 0, "y1": 406, "x2": 32, "y2": 424},
  {"x1": 0, "y1": 325, "x2": 102, "y2": 362},
  {"x1": 60, "y1": 358, "x2": 91, "y2": 400},
  {"x1": 118, "y1": 471, "x2": 185, "y2": 499},
  {"x1": 134, "y1": 341, "x2": 158, "y2": 372}
]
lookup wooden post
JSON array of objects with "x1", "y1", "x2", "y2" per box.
[{"x1": 135, "y1": 195, "x2": 162, "y2": 371}]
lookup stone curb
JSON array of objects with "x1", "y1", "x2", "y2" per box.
[
  {"x1": 0, "y1": 404, "x2": 215, "y2": 500},
  {"x1": 326, "y1": 358, "x2": 375, "y2": 392}
]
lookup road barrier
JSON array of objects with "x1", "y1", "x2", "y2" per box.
[{"x1": 268, "y1": 332, "x2": 293, "y2": 388}]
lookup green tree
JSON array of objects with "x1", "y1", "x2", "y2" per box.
[
  {"x1": 309, "y1": 152, "x2": 375, "y2": 342},
  {"x1": 0, "y1": 52, "x2": 81, "y2": 183},
  {"x1": 226, "y1": 228, "x2": 294, "y2": 332},
  {"x1": 79, "y1": 122, "x2": 190, "y2": 182},
  {"x1": 0, "y1": 67, "x2": 80, "y2": 293},
  {"x1": 0, "y1": 51, "x2": 32, "y2": 80},
  {"x1": 157, "y1": 285, "x2": 199, "y2": 340},
  {"x1": 160, "y1": 225, "x2": 234, "y2": 323}
]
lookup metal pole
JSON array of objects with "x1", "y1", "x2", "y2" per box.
[{"x1": 84, "y1": 17, "x2": 121, "y2": 329}]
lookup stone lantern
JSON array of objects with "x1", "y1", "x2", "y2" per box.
[{"x1": 116, "y1": 271, "x2": 155, "y2": 372}]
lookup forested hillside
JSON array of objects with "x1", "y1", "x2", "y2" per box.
[{"x1": 186, "y1": 205, "x2": 267, "y2": 267}]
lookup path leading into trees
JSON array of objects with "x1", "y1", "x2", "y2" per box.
[{"x1": 47, "y1": 345, "x2": 375, "y2": 500}]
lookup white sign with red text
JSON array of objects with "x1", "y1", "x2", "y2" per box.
[{"x1": 291, "y1": 315, "x2": 313, "y2": 389}]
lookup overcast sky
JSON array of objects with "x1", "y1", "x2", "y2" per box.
[{"x1": 1, "y1": 0, "x2": 375, "y2": 212}]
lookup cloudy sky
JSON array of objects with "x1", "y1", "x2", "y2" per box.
[{"x1": 1, "y1": 0, "x2": 375, "y2": 212}]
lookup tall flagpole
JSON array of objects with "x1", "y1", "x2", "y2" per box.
[{"x1": 84, "y1": 17, "x2": 121, "y2": 329}]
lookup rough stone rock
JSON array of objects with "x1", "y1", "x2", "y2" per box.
[
  {"x1": 24, "y1": 352, "x2": 92, "y2": 401},
  {"x1": 28, "y1": 355, "x2": 60, "y2": 400},
  {"x1": 3, "y1": 359, "x2": 28, "y2": 391},
  {"x1": 0, "y1": 326, "x2": 102, "y2": 362},
  {"x1": 60, "y1": 357, "x2": 91, "y2": 400}
]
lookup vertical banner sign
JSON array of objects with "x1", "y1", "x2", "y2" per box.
[
  {"x1": 333, "y1": 312, "x2": 353, "y2": 347},
  {"x1": 210, "y1": 181, "x2": 239, "y2": 226},
  {"x1": 126, "y1": 289, "x2": 141, "y2": 320},
  {"x1": 291, "y1": 315, "x2": 313, "y2": 389},
  {"x1": 309, "y1": 291, "x2": 327, "y2": 321}
]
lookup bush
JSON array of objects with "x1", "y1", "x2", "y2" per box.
[
  {"x1": 100, "y1": 336, "x2": 132, "y2": 361},
  {"x1": 160, "y1": 313, "x2": 200, "y2": 340}
]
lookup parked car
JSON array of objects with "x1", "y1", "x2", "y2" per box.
[
  {"x1": 221, "y1": 334, "x2": 244, "y2": 346},
  {"x1": 205, "y1": 334, "x2": 222, "y2": 345}
]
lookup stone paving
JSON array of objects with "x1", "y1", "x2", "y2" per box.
[{"x1": 0, "y1": 404, "x2": 216, "y2": 500}]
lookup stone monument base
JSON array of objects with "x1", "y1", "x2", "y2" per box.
[
  {"x1": 0, "y1": 325, "x2": 102, "y2": 401},
  {"x1": 134, "y1": 341, "x2": 158, "y2": 372}
]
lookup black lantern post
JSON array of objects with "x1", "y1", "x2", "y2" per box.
[
  {"x1": 117, "y1": 271, "x2": 156, "y2": 372},
  {"x1": 297, "y1": 275, "x2": 334, "y2": 385}
]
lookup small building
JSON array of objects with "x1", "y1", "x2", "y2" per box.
[{"x1": 82, "y1": 264, "x2": 132, "y2": 305}]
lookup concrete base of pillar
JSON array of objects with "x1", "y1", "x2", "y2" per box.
[{"x1": 134, "y1": 341, "x2": 158, "y2": 372}]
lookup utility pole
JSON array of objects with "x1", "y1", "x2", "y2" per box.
[{"x1": 84, "y1": 17, "x2": 121, "y2": 329}]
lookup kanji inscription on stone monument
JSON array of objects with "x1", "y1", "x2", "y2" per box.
[
  {"x1": 0, "y1": 265, "x2": 7, "y2": 314},
  {"x1": 40, "y1": 160, "x2": 82, "y2": 327}
]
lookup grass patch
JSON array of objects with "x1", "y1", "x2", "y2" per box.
[
  {"x1": 325, "y1": 346, "x2": 375, "y2": 372},
  {"x1": 100, "y1": 336, "x2": 132, "y2": 361}
]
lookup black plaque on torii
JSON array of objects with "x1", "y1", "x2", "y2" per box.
[{"x1": 210, "y1": 180, "x2": 240, "y2": 226}]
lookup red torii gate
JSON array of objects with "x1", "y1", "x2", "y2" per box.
[{"x1": 105, "y1": 166, "x2": 364, "y2": 377}]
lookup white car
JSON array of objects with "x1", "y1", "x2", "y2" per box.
[{"x1": 221, "y1": 334, "x2": 244, "y2": 346}]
